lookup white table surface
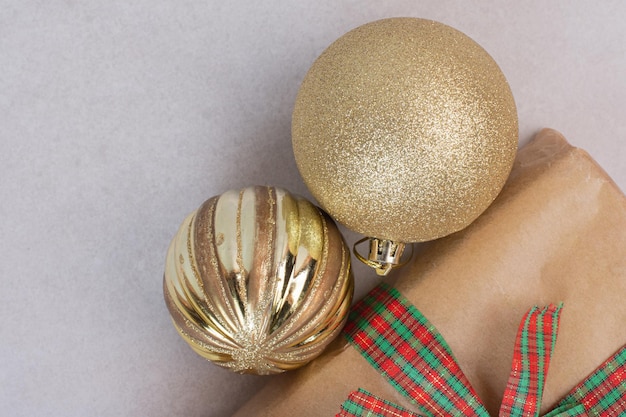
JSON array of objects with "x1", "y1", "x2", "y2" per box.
[{"x1": 2, "y1": 1, "x2": 625, "y2": 416}]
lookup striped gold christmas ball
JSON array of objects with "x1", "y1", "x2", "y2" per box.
[{"x1": 163, "y1": 186, "x2": 354, "y2": 374}]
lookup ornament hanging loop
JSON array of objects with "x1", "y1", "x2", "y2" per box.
[{"x1": 353, "y1": 237, "x2": 412, "y2": 276}]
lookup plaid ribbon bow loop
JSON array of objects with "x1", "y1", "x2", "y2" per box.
[{"x1": 337, "y1": 284, "x2": 626, "y2": 417}]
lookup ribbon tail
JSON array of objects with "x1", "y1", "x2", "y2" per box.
[
  {"x1": 547, "y1": 345, "x2": 626, "y2": 416},
  {"x1": 336, "y1": 389, "x2": 429, "y2": 417},
  {"x1": 499, "y1": 304, "x2": 563, "y2": 417}
]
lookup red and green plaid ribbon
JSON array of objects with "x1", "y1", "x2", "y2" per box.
[
  {"x1": 338, "y1": 389, "x2": 425, "y2": 417},
  {"x1": 544, "y1": 346, "x2": 626, "y2": 417},
  {"x1": 499, "y1": 304, "x2": 562, "y2": 416},
  {"x1": 338, "y1": 283, "x2": 626, "y2": 417}
]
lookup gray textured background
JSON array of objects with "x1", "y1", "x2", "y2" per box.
[{"x1": 2, "y1": 1, "x2": 625, "y2": 416}]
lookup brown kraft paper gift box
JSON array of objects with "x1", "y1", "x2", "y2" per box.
[{"x1": 232, "y1": 128, "x2": 626, "y2": 416}]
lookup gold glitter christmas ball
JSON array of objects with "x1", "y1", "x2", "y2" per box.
[
  {"x1": 292, "y1": 18, "x2": 518, "y2": 247},
  {"x1": 163, "y1": 186, "x2": 353, "y2": 374}
]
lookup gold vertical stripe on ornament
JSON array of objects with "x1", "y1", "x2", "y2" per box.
[{"x1": 164, "y1": 186, "x2": 354, "y2": 374}]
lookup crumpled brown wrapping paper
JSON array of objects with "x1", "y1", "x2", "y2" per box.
[{"x1": 232, "y1": 129, "x2": 626, "y2": 416}]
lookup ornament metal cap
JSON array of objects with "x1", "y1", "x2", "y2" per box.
[{"x1": 354, "y1": 237, "x2": 411, "y2": 276}]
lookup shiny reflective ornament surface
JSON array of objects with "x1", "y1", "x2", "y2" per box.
[
  {"x1": 163, "y1": 186, "x2": 354, "y2": 374},
  {"x1": 292, "y1": 18, "x2": 518, "y2": 275}
]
